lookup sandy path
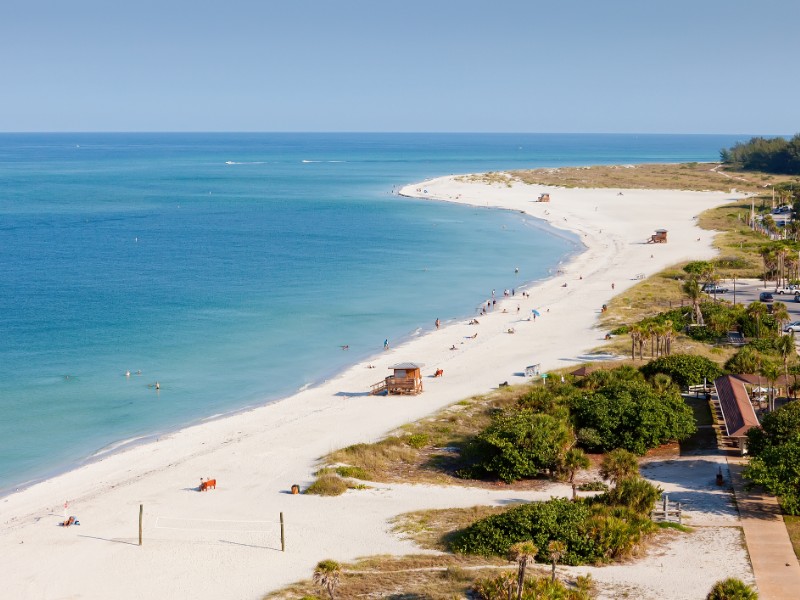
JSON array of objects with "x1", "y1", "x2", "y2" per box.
[{"x1": 1, "y1": 176, "x2": 744, "y2": 599}]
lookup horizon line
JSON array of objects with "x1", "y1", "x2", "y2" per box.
[{"x1": 0, "y1": 130, "x2": 785, "y2": 137}]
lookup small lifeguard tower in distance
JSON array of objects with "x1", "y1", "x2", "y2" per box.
[
  {"x1": 647, "y1": 229, "x2": 668, "y2": 243},
  {"x1": 370, "y1": 363, "x2": 424, "y2": 396},
  {"x1": 537, "y1": 193, "x2": 550, "y2": 202}
]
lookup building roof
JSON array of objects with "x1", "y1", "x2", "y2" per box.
[
  {"x1": 389, "y1": 362, "x2": 424, "y2": 370},
  {"x1": 570, "y1": 365, "x2": 600, "y2": 377},
  {"x1": 714, "y1": 375, "x2": 761, "y2": 438},
  {"x1": 728, "y1": 373, "x2": 791, "y2": 388}
]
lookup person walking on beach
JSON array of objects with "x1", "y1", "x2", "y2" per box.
[
  {"x1": 383, "y1": 339, "x2": 389, "y2": 351},
  {"x1": 435, "y1": 318, "x2": 440, "y2": 330}
]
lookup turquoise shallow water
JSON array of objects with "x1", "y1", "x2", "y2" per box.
[{"x1": 0, "y1": 133, "x2": 747, "y2": 492}]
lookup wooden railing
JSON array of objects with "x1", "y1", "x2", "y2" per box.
[{"x1": 370, "y1": 377, "x2": 423, "y2": 396}]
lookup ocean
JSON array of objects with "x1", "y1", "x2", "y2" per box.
[{"x1": 0, "y1": 132, "x2": 747, "y2": 493}]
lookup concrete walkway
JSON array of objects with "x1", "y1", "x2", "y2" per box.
[{"x1": 727, "y1": 459, "x2": 800, "y2": 599}]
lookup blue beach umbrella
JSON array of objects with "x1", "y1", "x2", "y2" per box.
[{"x1": 532, "y1": 309, "x2": 541, "y2": 317}]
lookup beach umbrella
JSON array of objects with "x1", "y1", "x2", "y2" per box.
[{"x1": 532, "y1": 309, "x2": 541, "y2": 317}]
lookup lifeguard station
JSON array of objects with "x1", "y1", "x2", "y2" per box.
[
  {"x1": 647, "y1": 229, "x2": 668, "y2": 243},
  {"x1": 370, "y1": 363, "x2": 424, "y2": 396}
]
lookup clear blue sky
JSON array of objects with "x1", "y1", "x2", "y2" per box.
[{"x1": 1, "y1": 0, "x2": 796, "y2": 133}]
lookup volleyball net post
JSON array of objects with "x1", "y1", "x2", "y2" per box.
[{"x1": 148, "y1": 512, "x2": 287, "y2": 551}]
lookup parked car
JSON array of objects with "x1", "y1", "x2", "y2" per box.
[
  {"x1": 759, "y1": 292, "x2": 775, "y2": 303},
  {"x1": 703, "y1": 285, "x2": 729, "y2": 294},
  {"x1": 774, "y1": 285, "x2": 800, "y2": 296},
  {"x1": 785, "y1": 321, "x2": 800, "y2": 333}
]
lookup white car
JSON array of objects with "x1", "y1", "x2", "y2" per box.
[
  {"x1": 784, "y1": 321, "x2": 800, "y2": 333},
  {"x1": 775, "y1": 285, "x2": 800, "y2": 296}
]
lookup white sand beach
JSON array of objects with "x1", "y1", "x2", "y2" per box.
[{"x1": 1, "y1": 175, "x2": 748, "y2": 599}]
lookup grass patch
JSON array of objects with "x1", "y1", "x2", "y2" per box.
[
  {"x1": 334, "y1": 465, "x2": 371, "y2": 480},
  {"x1": 505, "y1": 162, "x2": 792, "y2": 193},
  {"x1": 785, "y1": 515, "x2": 800, "y2": 561},
  {"x1": 263, "y1": 553, "x2": 513, "y2": 600},
  {"x1": 304, "y1": 468, "x2": 372, "y2": 496},
  {"x1": 322, "y1": 389, "x2": 538, "y2": 487},
  {"x1": 304, "y1": 471, "x2": 349, "y2": 496},
  {"x1": 392, "y1": 506, "x2": 512, "y2": 551}
]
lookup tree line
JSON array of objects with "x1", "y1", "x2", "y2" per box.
[{"x1": 721, "y1": 134, "x2": 800, "y2": 175}]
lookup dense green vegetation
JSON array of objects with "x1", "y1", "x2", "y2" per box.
[
  {"x1": 458, "y1": 367, "x2": 695, "y2": 483},
  {"x1": 744, "y1": 402, "x2": 800, "y2": 514},
  {"x1": 465, "y1": 409, "x2": 574, "y2": 483},
  {"x1": 640, "y1": 354, "x2": 722, "y2": 389},
  {"x1": 451, "y1": 472, "x2": 661, "y2": 564},
  {"x1": 721, "y1": 134, "x2": 800, "y2": 175},
  {"x1": 572, "y1": 376, "x2": 695, "y2": 453}
]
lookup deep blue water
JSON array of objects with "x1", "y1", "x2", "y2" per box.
[{"x1": 0, "y1": 132, "x2": 748, "y2": 492}]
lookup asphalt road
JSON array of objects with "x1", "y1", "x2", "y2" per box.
[{"x1": 703, "y1": 278, "x2": 800, "y2": 327}]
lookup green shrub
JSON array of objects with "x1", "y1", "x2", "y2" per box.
[
  {"x1": 594, "y1": 477, "x2": 662, "y2": 515},
  {"x1": 744, "y1": 402, "x2": 800, "y2": 514},
  {"x1": 706, "y1": 577, "x2": 759, "y2": 599},
  {"x1": 406, "y1": 433, "x2": 429, "y2": 449},
  {"x1": 610, "y1": 325, "x2": 630, "y2": 335},
  {"x1": 461, "y1": 410, "x2": 574, "y2": 483},
  {"x1": 450, "y1": 497, "x2": 654, "y2": 565},
  {"x1": 686, "y1": 325, "x2": 718, "y2": 342},
  {"x1": 745, "y1": 337, "x2": 780, "y2": 353},
  {"x1": 640, "y1": 354, "x2": 722, "y2": 389},
  {"x1": 450, "y1": 498, "x2": 592, "y2": 561},
  {"x1": 571, "y1": 379, "x2": 696, "y2": 454}
]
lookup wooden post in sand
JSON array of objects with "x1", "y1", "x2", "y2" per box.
[
  {"x1": 139, "y1": 504, "x2": 143, "y2": 546},
  {"x1": 280, "y1": 512, "x2": 285, "y2": 552}
]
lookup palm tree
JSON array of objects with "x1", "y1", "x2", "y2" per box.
[
  {"x1": 546, "y1": 540, "x2": 567, "y2": 583},
  {"x1": 777, "y1": 332, "x2": 796, "y2": 386},
  {"x1": 507, "y1": 541, "x2": 538, "y2": 600},
  {"x1": 662, "y1": 320, "x2": 674, "y2": 356},
  {"x1": 706, "y1": 577, "x2": 759, "y2": 599},
  {"x1": 789, "y1": 363, "x2": 800, "y2": 399},
  {"x1": 746, "y1": 301, "x2": 768, "y2": 338},
  {"x1": 772, "y1": 301, "x2": 791, "y2": 333},
  {"x1": 559, "y1": 448, "x2": 590, "y2": 499},
  {"x1": 646, "y1": 322, "x2": 659, "y2": 358},
  {"x1": 629, "y1": 325, "x2": 641, "y2": 361},
  {"x1": 313, "y1": 559, "x2": 342, "y2": 600},
  {"x1": 682, "y1": 278, "x2": 704, "y2": 325},
  {"x1": 759, "y1": 359, "x2": 781, "y2": 412},
  {"x1": 761, "y1": 247, "x2": 777, "y2": 286},
  {"x1": 599, "y1": 448, "x2": 639, "y2": 487}
]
